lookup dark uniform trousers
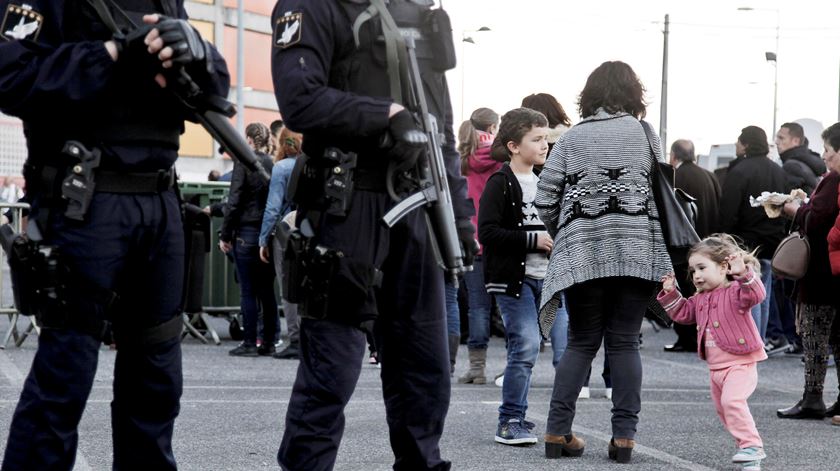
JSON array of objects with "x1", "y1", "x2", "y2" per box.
[
  {"x1": 278, "y1": 191, "x2": 451, "y2": 471},
  {"x1": 2, "y1": 191, "x2": 184, "y2": 471}
]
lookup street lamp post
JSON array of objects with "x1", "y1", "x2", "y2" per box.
[
  {"x1": 737, "y1": 6, "x2": 780, "y2": 134},
  {"x1": 460, "y1": 27, "x2": 491, "y2": 121}
]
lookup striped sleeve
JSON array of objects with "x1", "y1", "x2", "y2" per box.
[
  {"x1": 656, "y1": 288, "x2": 697, "y2": 325},
  {"x1": 535, "y1": 138, "x2": 567, "y2": 238}
]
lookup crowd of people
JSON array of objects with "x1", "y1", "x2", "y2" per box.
[
  {"x1": 212, "y1": 59, "x2": 839, "y2": 471},
  {"x1": 2, "y1": 0, "x2": 837, "y2": 468}
]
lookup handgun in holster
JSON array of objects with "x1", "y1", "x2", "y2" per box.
[
  {"x1": 60, "y1": 141, "x2": 101, "y2": 221},
  {"x1": 0, "y1": 224, "x2": 63, "y2": 317},
  {"x1": 288, "y1": 148, "x2": 357, "y2": 218}
]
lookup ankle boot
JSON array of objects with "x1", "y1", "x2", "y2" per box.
[
  {"x1": 777, "y1": 391, "x2": 826, "y2": 419},
  {"x1": 457, "y1": 347, "x2": 486, "y2": 384},
  {"x1": 608, "y1": 438, "x2": 635, "y2": 463},
  {"x1": 825, "y1": 393, "x2": 840, "y2": 417},
  {"x1": 544, "y1": 433, "x2": 585, "y2": 458},
  {"x1": 447, "y1": 335, "x2": 460, "y2": 376}
]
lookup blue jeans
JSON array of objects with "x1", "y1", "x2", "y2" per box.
[
  {"x1": 233, "y1": 225, "x2": 278, "y2": 345},
  {"x1": 464, "y1": 257, "x2": 493, "y2": 349},
  {"x1": 496, "y1": 277, "x2": 543, "y2": 422},
  {"x1": 750, "y1": 259, "x2": 773, "y2": 341},
  {"x1": 549, "y1": 296, "x2": 569, "y2": 368},
  {"x1": 445, "y1": 280, "x2": 460, "y2": 337}
]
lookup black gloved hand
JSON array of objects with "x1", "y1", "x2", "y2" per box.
[
  {"x1": 154, "y1": 17, "x2": 208, "y2": 66},
  {"x1": 385, "y1": 109, "x2": 427, "y2": 169},
  {"x1": 113, "y1": 25, "x2": 159, "y2": 73},
  {"x1": 456, "y1": 218, "x2": 479, "y2": 268}
]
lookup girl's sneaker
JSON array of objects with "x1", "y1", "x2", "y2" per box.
[
  {"x1": 741, "y1": 460, "x2": 761, "y2": 471},
  {"x1": 578, "y1": 387, "x2": 590, "y2": 399},
  {"x1": 369, "y1": 352, "x2": 381, "y2": 368},
  {"x1": 604, "y1": 388, "x2": 613, "y2": 400},
  {"x1": 732, "y1": 447, "x2": 766, "y2": 463},
  {"x1": 494, "y1": 373, "x2": 504, "y2": 387}
]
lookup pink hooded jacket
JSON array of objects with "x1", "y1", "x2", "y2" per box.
[
  {"x1": 657, "y1": 267, "x2": 765, "y2": 360},
  {"x1": 464, "y1": 130, "x2": 500, "y2": 254}
]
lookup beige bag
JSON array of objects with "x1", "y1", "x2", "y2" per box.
[{"x1": 771, "y1": 231, "x2": 810, "y2": 280}]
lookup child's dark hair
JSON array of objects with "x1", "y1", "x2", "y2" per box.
[
  {"x1": 688, "y1": 233, "x2": 761, "y2": 279},
  {"x1": 490, "y1": 108, "x2": 548, "y2": 162},
  {"x1": 458, "y1": 107, "x2": 499, "y2": 175}
]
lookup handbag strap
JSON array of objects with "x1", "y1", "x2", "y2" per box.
[{"x1": 639, "y1": 120, "x2": 659, "y2": 176}]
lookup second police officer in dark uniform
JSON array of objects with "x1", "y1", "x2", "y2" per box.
[
  {"x1": 271, "y1": 0, "x2": 474, "y2": 470},
  {"x1": 0, "y1": 0, "x2": 229, "y2": 469}
]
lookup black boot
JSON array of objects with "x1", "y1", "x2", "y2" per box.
[{"x1": 777, "y1": 392, "x2": 826, "y2": 419}]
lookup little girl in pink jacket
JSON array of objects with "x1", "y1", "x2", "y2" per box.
[{"x1": 657, "y1": 234, "x2": 767, "y2": 471}]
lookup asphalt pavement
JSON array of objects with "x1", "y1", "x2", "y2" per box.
[{"x1": 0, "y1": 315, "x2": 837, "y2": 470}]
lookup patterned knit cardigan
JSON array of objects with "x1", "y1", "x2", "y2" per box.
[{"x1": 535, "y1": 109, "x2": 673, "y2": 336}]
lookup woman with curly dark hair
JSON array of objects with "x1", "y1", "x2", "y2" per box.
[{"x1": 536, "y1": 61, "x2": 671, "y2": 462}]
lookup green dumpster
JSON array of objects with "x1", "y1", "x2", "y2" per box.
[{"x1": 179, "y1": 181, "x2": 240, "y2": 310}]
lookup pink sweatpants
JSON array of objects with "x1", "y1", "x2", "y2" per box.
[{"x1": 709, "y1": 362, "x2": 763, "y2": 448}]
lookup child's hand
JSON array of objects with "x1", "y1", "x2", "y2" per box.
[
  {"x1": 727, "y1": 252, "x2": 747, "y2": 277},
  {"x1": 660, "y1": 273, "x2": 676, "y2": 292},
  {"x1": 536, "y1": 233, "x2": 554, "y2": 252}
]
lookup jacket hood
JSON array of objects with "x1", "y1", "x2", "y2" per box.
[{"x1": 780, "y1": 145, "x2": 826, "y2": 176}]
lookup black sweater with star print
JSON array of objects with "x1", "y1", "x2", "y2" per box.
[{"x1": 478, "y1": 163, "x2": 547, "y2": 298}]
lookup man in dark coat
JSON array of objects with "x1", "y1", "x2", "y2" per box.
[
  {"x1": 775, "y1": 122, "x2": 826, "y2": 195},
  {"x1": 720, "y1": 126, "x2": 787, "y2": 342},
  {"x1": 663, "y1": 139, "x2": 722, "y2": 352}
]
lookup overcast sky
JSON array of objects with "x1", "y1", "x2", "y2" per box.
[{"x1": 444, "y1": 0, "x2": 840, "y2": 155}]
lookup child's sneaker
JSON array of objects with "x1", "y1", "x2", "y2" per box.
[
  {"x1": 604, "y1": 388, "x2": 613, "y2": 400},
  {"x1": 495, "y1": 418, "x2": 537, "y2": 446},
  {"x1": 494, "y1": 373, "x2": 504, "y2": 387},
  {"x1": 741, "y1": 460, "x2": 761, "y2": 471},
  {"x1": 732, "y1": 447, "x2": 766, "y2": 463},
  {"x1": 578, "y1": 386, "x2": 590, "y2": 399}
]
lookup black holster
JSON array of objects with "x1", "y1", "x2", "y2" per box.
[
  {"x1": 288, "y1": 148, "x2": 357, "y2": 218},
  {"x1": 278, "y1": 217, "x2": 382, "y2": 323}
]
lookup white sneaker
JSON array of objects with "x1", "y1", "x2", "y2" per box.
[
  {"x1": 732, "y1": 447, "x2": 766, "y2": 463},
  {"x1": 578, "y1": 386, "x2": 590, "y2": 399},
  {"x1": 604, "y1": 388, "x2": 613, "y2": 400},
  {"x1": 494, "y1": 373, "x2": 504, "y2": 387},
  {"x1": 741, "y1": 460, "x2": 761, "y2": 471}
]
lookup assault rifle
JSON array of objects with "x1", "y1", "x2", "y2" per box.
[
  {"x1": 380, "y1": 32, "x2": 471, "y2": 282},
  {"x1": 168, "y1": 68, "x2": 271, "y2": 183},
  {"x1": 85, "y1": 0, "x2": 270, "y2": 183}
]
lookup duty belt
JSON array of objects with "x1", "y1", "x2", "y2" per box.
[
  {"x1": 353, "y1": 168, "x2": 387, "y2": 192},
  {"x1": 96, "y1": 168, "x2": 176, "y2": 193}
]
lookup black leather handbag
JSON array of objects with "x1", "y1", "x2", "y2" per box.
[{"x1": 641, "y1": 121, "x2": 700, "y2": 249}]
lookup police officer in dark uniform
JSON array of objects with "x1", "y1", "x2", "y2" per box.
[
  {"x1": 0, "y1": 0, "x2": 229, "y2": 469},
  {"x1": 270, "y1": 1, "x2": 473, "y2": 470}
]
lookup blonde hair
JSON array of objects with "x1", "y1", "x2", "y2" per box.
[
  {"x1": 458, "y1": 108, "x2": 499, "y2": 175},
  {"x1": 688, "y1": 233, "x2": 761, "y2": 281},
  {"x1": 245, "y1": 122, "x2": 272, "y2": 154}
]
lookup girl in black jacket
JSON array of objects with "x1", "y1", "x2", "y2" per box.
[
  {"x1": 479, "y1": 108, "x2": 553, "y2": 446},
  {"x1": 219, "y1": 122, "x2": 278, "y2": 357}
]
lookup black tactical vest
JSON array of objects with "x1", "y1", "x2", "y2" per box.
[
  {"x1": 327, "y1": 0, "x2": 452, "y2": 160},
  {"x1": 37, "y1": 0, "x2": 184, "y2": 150}
]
